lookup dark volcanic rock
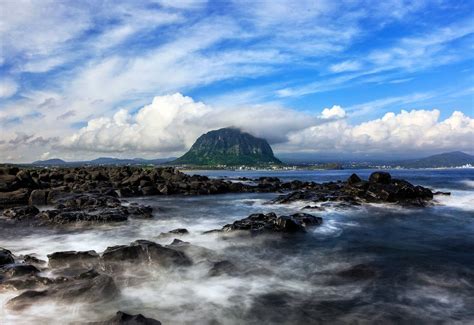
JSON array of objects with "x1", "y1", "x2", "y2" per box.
[
  {"x1": 217, "y1": 212, "x2": 322, "y2": 234},
  {"x1": 2, "y1": 264, "x2": 40, "y2": 278},
  {"x1": 158, "y1": 228, "x2": 189, "y2": 238},
  {"x1": 208, "y1": 260, "x2": 238, "y2": 277},
  {"x1": 0, "y1": 248, "x2": 15, "y2": 267},
  {"x1": 48, "y1": 250, "x2": 100, "y2": 269},
  {"x1": 0, "y1": 188, "x2": 30, "y2": 208},
  {"x1": 6, "y1": 271, "x2": 118, "y2": 311},
  {"x1": 102, "y1": 240, "x2": 192, "y2": 270},
  {"x1": 368, "y1": 171, "x2": 392, "y2": 184},
  {"x1": 273, "y1": 172, "x2": 434, "y2": 207},
  {"x1": 92, "y1": 311, "x2": 162, "y2": 325},
  {"x1": 29, "y1": 189, "x2": 49, "y2": 205},
  {"x1": 2, "y1": 205, "x2": 39, "y2": 220}
]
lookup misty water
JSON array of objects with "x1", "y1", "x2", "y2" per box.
[{"x1": 1, "y1": 169, "x2": 473, "y2": 324}]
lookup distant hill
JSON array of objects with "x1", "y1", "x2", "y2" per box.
[
  {"x1": 31, "y1": 157, "x2": 175, "y2": 167},
  {"x1": 173, "y1": 127, "x2": 282, "y2": 166},
  {"x1": 397, "y1": 151, "x2": 474, "y2": 168},
  {"x1": 32, "y1": 158, "x2": 67, "y2": 166}
]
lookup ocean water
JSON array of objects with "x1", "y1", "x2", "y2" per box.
[{"x1": 0, "y1": 169, "x2": 473, "y2": 324}]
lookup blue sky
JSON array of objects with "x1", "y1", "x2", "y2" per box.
[{"x1": 0, "y1": 0, "x2": 473, "y2": 162}]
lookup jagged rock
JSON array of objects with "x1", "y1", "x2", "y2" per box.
[
  {"x1": 368, "y1": 171, "x2": 392, "y2": 184},
  {"x1": 347, "y1": 173, "x2": 362, "y2": 185},
  {"x1": 102, "y1": 240, "x2": 192, "y2": 270},
  {"x1": 1, "y1": 264, "x2": 40, "y2": 278},
  {"x1": 273, "y1": 172, "x2": 434, "y2": 207},
  {"x1": 0, "y1": 248, "x2": 15, "y2": 267},
  {"x1": 2, "y1": 205, "x2": 39, "y2": 220},
  {"x1": 91, "y1": 311, "x2": 162, "y2": 325},
  {"x1": 158, "y1": 228, "x2": 189, "y2": 238},
  {"x1": 29, "y1": 189, "x2": 49, "y2": 205},
  {"x1": 48, "y1": 250, "x2": 100, "y2": 269},
  {"x1": 208, "y1": 260, "x2": 238, "y2": 277},
  {"x1": 6, "y1": 271, "x2": 118, "y2": 311},
  {"x1": 0, "y1": 188, "x2": 30, "y2": 208},
  {"x1": 218, "y1": 212, "x2": 322, "y2": 234}
]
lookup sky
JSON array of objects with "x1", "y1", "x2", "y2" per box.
[{"x1": 0, "y1": 0, "x2": 473, "y2": 163}]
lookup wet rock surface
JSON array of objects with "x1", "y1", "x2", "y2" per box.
[
  {"x1": 211, "y1": 212, "x2": 323, "y2": 234},
  {"x1": 91, "y1": 311, "x2": 162, "y2": 325},
  {"x1": 272, "y1": 172, "x2": 437, "y2": 207}
]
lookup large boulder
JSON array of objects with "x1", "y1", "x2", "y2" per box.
[
  {"x1": 2, "y1": 206, "x2": 39, "y2": 220},
  {"x1": 6, "y1": 271, "x2": 118, "y2": 311},
  {"x1": 368, "y1": 172, "x2": 392, "y2": 184},
  {"x1": 219, "y1": 212, "x2": 322, "y2": 234},
  {"x1": 102, "y1": 240, "x2": 192, "y2": 270},
  {"x1": 0, "y1": 188, "x2": 30, "y2": 208},
  {"x1": 0, "y1": 248, "x2": 15, "y2": 267},
  {"x1": 29, "y1": 189, "x2": 49, "y2": 205},
  {"x1": 48, "y1": 250, "x2": 100, "y2": 269}
]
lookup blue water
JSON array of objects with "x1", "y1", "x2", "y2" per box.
[{"x1": 1, "y1": 169, "x2": 473, "y2": 324}]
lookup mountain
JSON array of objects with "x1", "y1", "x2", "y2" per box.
[
  {"x1": 397, "y1": 151, "x2": 474, "y2": 168},
  {"x1": 31, "y1": 157, "x2": 175, "y2": 166},
  {"x1": 173, "y1": 127, "x2": 282, "y2": 166},
  {"x1": 32, "y1": 158, "x2": 67, "y2": 166}
]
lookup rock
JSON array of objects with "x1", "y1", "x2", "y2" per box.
[
  {"x1": 91, "y1": 311, "x2": 162, "y2": 325},
  {"x1": 368, "y1": 172, "x2": 392, "y2": 184},
  {"x1": 433, "y1": 191, "x2": 451, "y2": 196},
  {"x1": 0, "y1": 248, "x2": 15, "y2": 267},
  {"x1": 273, "y1": 172, "x2": 434, "y2": 207},
  {"x1": 37, "y1": 208, "x2": 128, "y2": 224},
  {"x1": 23, "y1": 255, "x2": 47, "y2": 267},
  {"x1": 29, "y1": 189, "x2": 49, "y2": 205},
  {"x1": 2, "y1": 205, "x2": 39, "y2": 220},
  {"x1": 2, "y1": 264, "x2": 40, "y2": 278},
  {"x1": 347, "y1": 173, "x2": 362, "y2": 185},
  {"x1": 102, "y1": 240, "x2": 192, "y2": 270},
  {"x1": 208, "y1": 260, "x2": 238, "y2": 277},
  {"x1": 0, "y1": 275, "x2": 54, "y2": 291},
  {"x1": 274, "y1": 216, "x2": 306, "y2": 232},
  {"x1": 6, "y1": 272, "x2": 118, "y2": 311},
  {"x1": 219, "y1": 212, "x2": 322, "y2": 234},
  {"x1": 0, "y1": 188, "x2": 30, "y2": 208},
  {"x1": 6, "y1": 290, "x2": 49, "y2": 311},
  {"x1": 158, "y1": 228, "x2": 189, "y2": 238},
  {"x1": 48, "y1": 250, "x2": 100, "y2": 269}
]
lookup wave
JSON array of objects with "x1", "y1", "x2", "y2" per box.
[{"x1": 459, "y1": 179, "x2": 474, "y2": 188}]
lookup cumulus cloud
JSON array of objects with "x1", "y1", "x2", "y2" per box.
[
  {"x1": 282, "y1": 109, "x2": 474, "y2": 154},
  {"x1": 320, "y1": 105, "x2": 346, "y2": 119},
  {"x1": 61, "y1": 93, "x2": 319, "y2": 155},
  {"x1": 62, "y1": 94, "x2": 474, "y2": 157}
]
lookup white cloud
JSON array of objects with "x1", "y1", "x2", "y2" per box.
[
  {"x1": 61, "y1": 93, "x2": 319, "y2": 155},
  {"x1": 0, "y1": 78, "x2": 18, "y2": 98},
  {"x1": 282, "y1": 109, "x2": 474, "y2": 154},
  {"x1": 320, "y1": 105, "x2": 346, "y2": 119},
  {"x1": 62, "y1": 94, "x2": 474, "y2": 158},
  {"x1": 329, "y1": 60, "x2": 362, "y2": 73}
]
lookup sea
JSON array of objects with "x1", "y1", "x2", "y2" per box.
[{"x1": 1, "y1": 168, "x2": 473, "y2": 324}]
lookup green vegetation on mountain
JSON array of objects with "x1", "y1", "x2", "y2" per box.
[{"x1": 173, "y1": 128, "x2": 282, "y2": 166}]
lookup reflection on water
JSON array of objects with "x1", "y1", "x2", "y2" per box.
[{"x1": 1, "y1": 169, "x2": 473, "y2": 324}]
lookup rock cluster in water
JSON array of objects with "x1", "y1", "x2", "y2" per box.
[
  {"x1": 208, "y1": 212, "x2": 323, "y2": 234},
  {"x1": 273, "y1": 171, "x2": 437, "y2": 207}
]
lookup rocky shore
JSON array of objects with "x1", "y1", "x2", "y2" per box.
[{"x1": 0, "y1": 166, "x2": 451, "y2": 323}]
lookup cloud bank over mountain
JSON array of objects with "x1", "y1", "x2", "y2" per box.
[{"x1": 59, "y1": 93, "x2": 474, "y2": 158}]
